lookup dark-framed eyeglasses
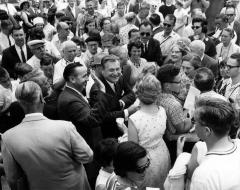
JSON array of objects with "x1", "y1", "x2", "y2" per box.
[
  {"x1": 163, "y1": 23, "x2": 172, "y2": 28},
  {"x1": 168, "y1": 80, "x2": 181, "y2": 84},
  {"x1": 140, "y1": 32, "x2": 151, "y2": 37},
  {"x1": 225, "y1": 64, "x2": 240, "y2": 69},
  {"x1": 135, "y1": 158, "x2": 150, "y2": 173},
  {"x1": 67, "y1": 21, "x2": 73, "y2": 25},
  {"x1": 226, "y1": 14, "x2": 235, "y2": 17},
  {"x1": 191, "y1": 26, "x2": 201, "y2": 29}
]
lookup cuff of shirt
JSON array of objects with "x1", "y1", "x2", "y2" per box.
[
  {"x1": 124, "y1": 109, "x2": 129, "y2": 121},
  {"x1": 119, "y1": 99, "x2": 125, "y2": 109}
]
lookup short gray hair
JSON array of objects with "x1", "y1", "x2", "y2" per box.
[
  {"x1": 190, "y1": 40, "x2": 205, "y2": 57},
  {"x1": 15, "y1": 81, "x2": 42, "y2": 105}
]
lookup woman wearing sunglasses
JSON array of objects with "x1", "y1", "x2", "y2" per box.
[{"x1": 106, "y1": 141, "x2": 150, "y2": 190}]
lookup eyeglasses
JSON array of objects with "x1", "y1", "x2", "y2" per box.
[
  {"x1": 225, "y1": 64, "x2": 240, "y2": 69},
  {"x1": 191, "y1": 26, "x2": 201, "y2": 29},
  {"x1": 135, "y1": 158, "x2": 150, "y2": 173},
  {"x1": 140, "y1": 32, "x2": 151, "y2": 37},
  {"x1": 163, "y1": 23, "x2": 172, "y2": 28},
  {"x1": 67, "y1": 21, "x2": 73, "y2": 25},
  {"x1": 226, "y1": 14, "x2": 235, "y2": 17},
  {"x1": 168, "y1": 80, "x2": 181, "y2": 84}
]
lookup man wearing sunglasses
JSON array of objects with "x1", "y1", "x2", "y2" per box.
[
  {"x1": 154, "y1": 14, "x2": 180, "y2": 59},
  {"x1": 139, "y1": 21, "x2": 163, "y2": 66},
  {"x1": 225, "y1": 4, "x2": 240, "y2": 45},
  {"x1": 225, "y1": 53, "x2": 240, "y2": 110}
]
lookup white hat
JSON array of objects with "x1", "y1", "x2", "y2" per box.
[
  {"x1": 27, "y1": 40, "x2": 45, "y2": 49},
  {"x1": 33, "y1": 17, "x2": 44, "y2": 25}
]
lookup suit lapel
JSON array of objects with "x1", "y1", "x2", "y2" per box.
[
  {"x1": 67, "y1": 6, "x2": 74, "y2": 19},
  {"x1": 66, "y1": 87, "x2": 89, "y2": 107},
  {"x1": 10, "y1": 46, "x2": 21, "y2": 62},
  {"x1": 99, "y1": 75, "x2": 115, "y2": 95}
]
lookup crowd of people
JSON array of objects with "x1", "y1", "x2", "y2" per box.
[{"x1": 0, "y1": 0, "x2": 240, "y2": 189}]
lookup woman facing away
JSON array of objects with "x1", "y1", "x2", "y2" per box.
[{"x1": 128, "y1": 73, "x2": 171, "y2": 189}]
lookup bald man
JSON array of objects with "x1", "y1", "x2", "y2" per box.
[
  {"x1": 2, "y1": 81, "x2": 93, "y2": 190},
  {"x1": 53, "y1": 40, "x2": 85, "y2": 90},
  {"x1": 190, "y1": 40, "x2": 218, "y2": 77}
]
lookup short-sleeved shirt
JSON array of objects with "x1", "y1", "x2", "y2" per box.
[
  {"x1": 190, "y1": 139, "x2": 240, "y2": 190},
  {"x1": 158, "y1": 93, "x2": 185, "y2": 135}
]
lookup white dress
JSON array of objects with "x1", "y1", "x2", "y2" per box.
[{"x1": 129, "y1": 107, "x2": 171, "y2": 189}]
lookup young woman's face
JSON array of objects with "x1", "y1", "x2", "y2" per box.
[
  {"x1": 130, "y1": 46, "x2": 141, "y2": 60},
  {"x1": 87, "y1": 22, "x2": 96, "y2": 33}
]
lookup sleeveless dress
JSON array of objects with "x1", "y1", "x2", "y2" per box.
[{"x1": 129, "y1": 106, "x2": 171, "y2": 189}]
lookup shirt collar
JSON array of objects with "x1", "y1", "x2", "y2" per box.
[
  {"x1": 15, "y1": 44, "x2": 26, "y2": 49},
  {"x1": 25, "y1": 112, "x2": 43, "y2": 118}
]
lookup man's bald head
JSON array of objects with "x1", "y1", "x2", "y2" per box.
[
  {"x1": 62, "y1": 40, "x2": 77, "y2": 62},
  {"x1": 190, "y1": 40, "x2": 205, "y2": 58}
]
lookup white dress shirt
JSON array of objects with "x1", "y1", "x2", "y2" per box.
[
  {"x1": 0, "y1": 32, "x2": 14, "y2": 52},
  {"x1": 15, "y1": 44, "x2": 27, "y2": 62}
]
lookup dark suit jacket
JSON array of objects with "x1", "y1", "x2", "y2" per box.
[
  {"x1": 64, "y1": 5, "x2": 82, "y2": 34},
  {"x1": 201, "y1": 54, "x2": 218, "y2": 78},
  {"x1": 58, "y1": 86, "x2": 107, "y2": 148},
  {"x1": 141, "y1": 38, "x2": 163, "y2": 66},
  {"x1": 90, "y1": 74, "x2": 136, "y2": 138},
  {"x1": 2, "y1": 45, "x2": 32, "y2": 79},
  {"x1": 48, "y1": 4, "x2": 57, "y2": 26}
]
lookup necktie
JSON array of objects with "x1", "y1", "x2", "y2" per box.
[
  {"x1": 7, "y1": 35, "x2": 11, "y2": 47},
  {"x1": 144, "y1": 43, "x2": 147, "y2": 54},
  {"x1": 20, "y1": 46, "x2": 26, "y2": 63}
]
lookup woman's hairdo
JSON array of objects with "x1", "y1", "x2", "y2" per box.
[
  {"x1": 135, "y1": 74, "x2": 161, "y2": 105},
  {"x1": 113, "y1": 141, "x2": 147, "y2": 177}
]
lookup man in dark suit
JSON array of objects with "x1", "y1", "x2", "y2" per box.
[
  {"x1": 2, "y1": 25, "x2": 32, "y2": 79},
  {"x1": 57, "y1": 62, "x2": 108, "y2": 188},
  {"x1": 47, "y1": 0, "x2": 57, "y2": 26},
  {"x1": 90, "y1": 55, "x2": 137, "y2": 138},
  {"x1": 140, "y1": 21, "x2": 163, "y2": 66},
  {"x1": 190, "y1": 40, "x2": 218, "y2": 78},
  {"x1": 57, "y1": 62, "x2": 107, "y2": 147},
  {"x1": 64, "y1": 0, "x2": 82, "y2": 34},
  {"x1": 225, "y1": 5, "x2": 240, "y2": 45}
]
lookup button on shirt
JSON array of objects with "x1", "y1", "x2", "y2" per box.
[
  {"x1": 15, "y1": 44, "x2": 27, "y2": 63},
  {"x1": 154, "y1": 30, "x2": 180, "y2": 57}
]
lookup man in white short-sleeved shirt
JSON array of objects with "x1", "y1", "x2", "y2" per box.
[{"x1": 190, "y1": 97, "x2": 240, "y2": 190}]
